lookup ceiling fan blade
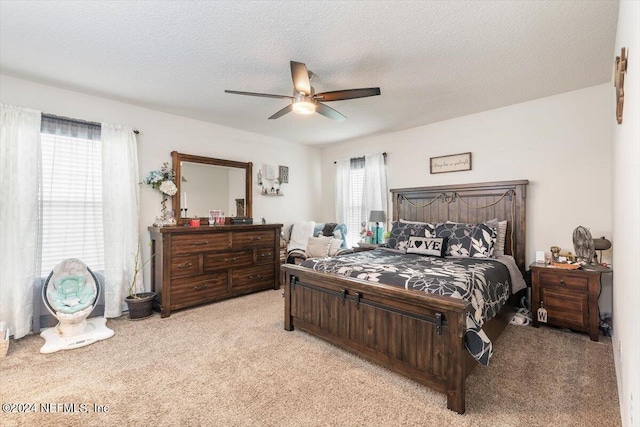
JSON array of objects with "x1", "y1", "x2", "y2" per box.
[
  {"x1": 268, "y1": 104, "x2": 293, "y2": 120},
  {"x1": 290, "y1": 61, "x2": 311, "y2": 95},
  {"x1": 225, "y1": 90, "x2": 293, "y2": 99},
  {"x1": 314, "y1": 87, "x2": 381, "y2": 102},
  {"x1": 316, "y1": 102, "x2": 346, "y2": 122}
]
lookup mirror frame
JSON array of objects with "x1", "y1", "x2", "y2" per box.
[{"x1": 171, "y1": 151, "x2": 253, "y2": 224}]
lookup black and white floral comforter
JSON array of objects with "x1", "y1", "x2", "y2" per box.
[{"x1": 299, "y1": 249, "x2": 511, "y2": 365}]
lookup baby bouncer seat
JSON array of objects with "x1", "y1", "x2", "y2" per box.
[{"x1": 40, "y1": 259, "x2": 114, "y2": 354}]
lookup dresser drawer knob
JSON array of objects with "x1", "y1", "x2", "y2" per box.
[
  {"x1": 225, "y1": 257, "x2": 238, "y2": 262},
  {"x1": 193, "y1": 241, "x2": 208, "y2": 246},
  {"x1": 560, "y1": 279, "x2": 566, "y2": 286},
  {"x1": 261, "y1": 252, "x2": 272, "y2": 257},
  {"x1": 251, "y1": 236, "x2": 262, "y2": 241},
  {"x1": 249, "y1": 274, "x2": 263, "y2": 280},
  {"x1": 194, "y1": 284, "x2": 209, "y2": 291},
  {"x1": 178, "y1": 262, "x2": 193, "y2": 269}
]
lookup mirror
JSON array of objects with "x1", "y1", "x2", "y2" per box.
[{"x1": 171, "y1": 151, "x2": 252, "y2": 224}]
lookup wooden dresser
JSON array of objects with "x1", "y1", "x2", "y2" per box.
[
  {"x1": 530, "y1": 263, "x2": 608, "y2": 341},
  {"x1": 148, "y1": 224, "x2": 282, "y2": 317}
]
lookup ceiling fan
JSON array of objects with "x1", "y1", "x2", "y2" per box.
[{"x1": 225, "y1": 61, "x2": 381, "y2": 121}]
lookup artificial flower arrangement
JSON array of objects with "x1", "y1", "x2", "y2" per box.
[
  {"x1": 141, "y1": 162, "x2": 178, "y2": 224},
  {"x1": 360, "y1": 222, "x2": 374, "y2": 243}
]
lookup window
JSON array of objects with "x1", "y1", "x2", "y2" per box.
[
  {"x1": 335, "y1": 153, "x2": 388, "y2": 248},
  {"x1": 344, "y1": 157, "x2": 365, "y2": 248},
  {"x1": 39, "y1": 115, "x2": 103, "y2": 276}
]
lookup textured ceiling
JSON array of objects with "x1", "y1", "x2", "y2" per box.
[{"x1": 0, "y1": 1, "x2": 619, "y2": 146}]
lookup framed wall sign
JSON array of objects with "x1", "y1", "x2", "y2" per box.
[
  {"x1": 278, "y1": 165, "x2": 289, "y2": 183},
  {"x1": 264, "y1": 164, "x2": 275, "y2": 180},
  {"x1": 430, "y1": 152, "x2": 472, "y2": 174}
]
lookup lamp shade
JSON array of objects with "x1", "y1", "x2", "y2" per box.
[
  {"x1": 593, "y1": 237, "x2": 612, "y2": 251},
  {"x1": 369, "y1": 210, "x2": 386, "y2": 223}
]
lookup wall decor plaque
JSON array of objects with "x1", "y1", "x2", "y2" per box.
[{"x1": 430, "y1": 152, "x2": 472, "y2": 174}]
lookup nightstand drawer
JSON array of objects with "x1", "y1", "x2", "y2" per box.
[
  {"x1": 538, "y1": 271, "x2": 589, "y2": 291},
  {"x1": 540, "y1": 288, "x2": 588, "y2": 329}
]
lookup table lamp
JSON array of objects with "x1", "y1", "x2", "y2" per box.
[
  {"x1": 593, "y1": 237, "x2": 612, "y2": 265},
  {"x1": 369, "y1": 210, "x2": 386, "y2": 244}
]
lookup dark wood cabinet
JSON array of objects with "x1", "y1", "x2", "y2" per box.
[
  {"x1": 530, "y1": 263, "x2": 608, "y2": 341},
  {"x1": 148, "y1": 224, "x2": 282, "y2": 317}
]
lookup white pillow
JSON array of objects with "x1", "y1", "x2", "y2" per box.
[
  {"x1": 400, "y1": 218, "x2": 430, "y2": 225},
  {"x1": 493, "y1": 220, "x2": 508, "y2": 257},
  {"x1": 306, "y1": 235, "x2": 333, "y2": 258},
  {"x1": 406, "y1": 236, "x2": 447, "y2": 257},
  {"x1": 328, "y1": 238, "x2": 343, "y2": 256}
]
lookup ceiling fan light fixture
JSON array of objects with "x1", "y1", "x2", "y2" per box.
[
  {"x1": 292, "y1": 93, "x2": 316, "y2": 115},
  {"x1": 292, "y1": 100, "x2": 316, "y2": 115}
]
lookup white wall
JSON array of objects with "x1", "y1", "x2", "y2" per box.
[
  {"x1": 321, "y1": 84, "x2": 613, "y2": 309},
  {"x1": 0, "y1": 74, "x2": 322, "y2": 289},
  {"x1": 612, "y1": 1, "x2": 640, "y2": 425}
]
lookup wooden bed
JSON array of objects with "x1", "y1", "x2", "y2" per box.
[{"x1": 281, "y1": 179, "x2": 528, "y2": 414}]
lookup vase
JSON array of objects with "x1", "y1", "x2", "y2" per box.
[{"x1": 159, "y1": 195, "x2": 176, "y2": 226}]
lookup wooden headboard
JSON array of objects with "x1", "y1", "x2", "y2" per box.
[{"x1": 390, "y1": 180, "x2": 528, "y2": 273}]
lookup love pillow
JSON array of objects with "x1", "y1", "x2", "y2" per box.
[{"x1": 406, "y1": 236, "x2": 448, "y2": 257}]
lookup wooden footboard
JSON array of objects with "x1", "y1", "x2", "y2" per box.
[{"x1": 282, "y1": 264, "x2": 472, "y2": 414}]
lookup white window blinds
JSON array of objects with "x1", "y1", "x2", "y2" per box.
[
  {"x1": 345, "y1": 157, "x2": 365, "y2": 248},
  {"x1": 39, "y1": 115, "x2": 104, "y2": 276}
]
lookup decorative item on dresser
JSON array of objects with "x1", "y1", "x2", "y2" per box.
[
  {"x1": 148, "y1": 223, "x2": 282, "y2": 318},
  {"x1": 530, "y1": 263, "x2": 611, "y2": 341}
]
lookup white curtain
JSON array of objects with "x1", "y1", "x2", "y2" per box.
[
  {"x1": 101, "y1": 123, "x2": 140, "y2": 317},
  {"x1": 363, "y1": 153, "x2": 388, "y2": 215},
  {"x1": 0, "y1": 104, "x2": 42, "y2": 338},
  {"x1": 334, "y1": 158, "x2": 351, "y2": 225}
]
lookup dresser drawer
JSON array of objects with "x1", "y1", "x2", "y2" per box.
[
  {"x1": 232, "y1": 230, "x2": 275, "y2": 249},
  {"x1": 203, "y1": 250, "x2": 253, "y2": 272},
  {"x1": 538, "y1": 271, "x2": 588, "y2": 291},
  {"x1": 170, "y1": 273, "x2": 229, "y2": 308},
  {"x1": 170, "y1": 255, "x2": 200, "y2": 278},
  {"x1": 540, "y1": 287, "x2": 588, "y2": 330},
  {"x1": 231, "y1": 265, "x2": 274, "y2": 292},
  {"x1": 256, "y1": 248, "x2": 276, "y2": 264},
  {"x1": 171, "y1": 233, "x2": 231, "y2": 255}
]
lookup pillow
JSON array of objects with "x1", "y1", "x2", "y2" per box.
[
  {"x1": 306, "y1": 235, "x2": 333, "y2": 258},
  {"x1": 445, "y1": 219, "x2": 502, "y2": 257},
  {"x1": 434, "y1": 222, "x2": 497, "y2": 258},
  {"x1": 386, "y1": 221, "x2": 435, "y2": 250},
  {"x1": 493, "y1": 220, "x2": 508, "y2": 257},
  {"x1": 328, "y1": 238, "x2": 344, "y2": 257},
  {"x1": 406, "y1": 236, "x2": 448, "y2": 257},
  {"x1": 399, "y1": 219, "x2": 431, "y2": 225}
]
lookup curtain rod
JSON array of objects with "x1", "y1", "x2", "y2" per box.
[
  {"x1": 42, "y1": 113, "x2": 139, "y2": 134},
  {"x1": 333, "y1": 152, "x2": 386, "y2": 164}
]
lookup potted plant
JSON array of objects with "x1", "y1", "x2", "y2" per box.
[{"x1": 124, "y1": 248, "x2": 156, "y2": 320}]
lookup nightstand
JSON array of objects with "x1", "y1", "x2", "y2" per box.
[
  {"x1": 530, "y1": 263, "x2": 610, "y2": 341},
  {"x1": 353, "y1": 243, "x2": 382, "y2": 253}
]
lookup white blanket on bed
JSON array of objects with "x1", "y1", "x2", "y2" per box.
[{"x1": 288, "y1": 221, "x2": 316, "y2": 252}]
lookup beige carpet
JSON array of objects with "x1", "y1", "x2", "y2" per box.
[{"x1": 1, "y1": 290, "x2": 620, "y2": 427}]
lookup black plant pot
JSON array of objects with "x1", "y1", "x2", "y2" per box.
[{"x1": 125, "y1": 292, "x2": 156, "y2": 320}]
